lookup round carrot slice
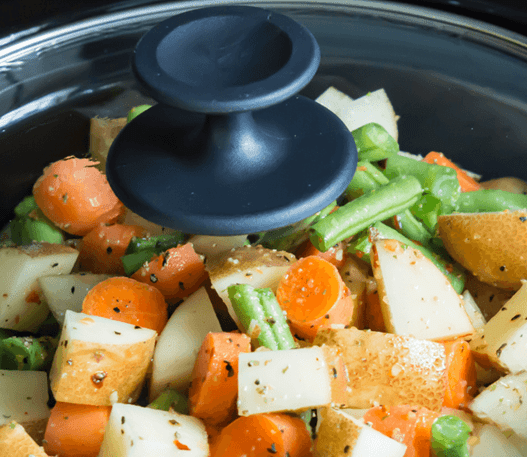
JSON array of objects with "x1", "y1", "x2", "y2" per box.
[
  {"x1": 82, "y1": 277, "x2": 168, "y2": 333},
  {"x1": 33, "y1": 156, "x2": 125, "y2": 236}
]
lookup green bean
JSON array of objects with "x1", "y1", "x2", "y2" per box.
[
  {"x1": 430, "y1": 415, "x2": 471, "y2": 457},
  {"x1": 14, "y1": 196, "x2": 38, "y2": 217},
  {"x1": 148, "y1": 389, "x2": 189, "y2": 414},
  {"x1": 394, "y1": 210, "x2": 434, "y2": 247},
  {"x1": 347, "y1": 230, "x2": 372, "y2": 263},
  {"x1": 125, "y1": 232, "x2": 185, "y2": 255},
  {"x1": 310, "y1": 175, "x2": 423, "y2": 252},
  {"x1": 345, "y1": 160, "x2": 389, "y2": 200},
  {"x1": 121, "y1": 250, "x2": 156, "y2": 276},
  {"x1": 411, "y1": 194, "x2": 442, "y2": 232},
  {"x1": 127, "y1": 104, "x2": 152, "y2": 123},
  {"x1": 384, "y1": 154, "x2": 460, "y2": 214},
  {"x1": 351, "y1": 122, "x2": 399, "y2": 162},
  {"x1": 455, "y1": 189, "x2": 527, "y2": 213},
  {"x1": 369, "y1": 222, "x2": 466, "y2": 293},
  {"x1": 228, "y1": 284, "x2": 295, "y2": 351}
]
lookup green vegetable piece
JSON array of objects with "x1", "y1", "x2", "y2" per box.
[
  {"x1": 125, "y1": 232, "x2": 185, "y2": 256},
  {"x1": 394, "y1": 209, "x2": 434, "y2": 247},
  {"x1": 121, "y1": 249, "x2": 156, "y2": 276},
  {"x1": 347, "y1": 230, "x2": 372, "y2": 263},
  {"x1": 346, "y1": 160, "x2": 389, "y2": 200},
  {"x1": 127, "y1": 104, "x2": 152, "y2": 123},
  {"x1": 455, "y1": 189, "x2": 527, "y2": 213},
  {"x1": 148, "y1": 389, "x2": 189, "y2": 414},
  {"x1": 369, "y1": 222, "x2": 466, "y2": 294},
  {"x1": 310, "y1": 175, "x2": 423, "y2": 252},
  {"x1": 411, "y1": 194, "x2": 442, "y2": 232},
  {"x1": 252, "y1": 200, "x2": 337, "y2": 252},
  {"x1": 0, "y1": 335, "x2": 58, "y2": 371},
  {"x1": 431, "y1": 415, "x2": 471, "y2": 457},
  {"x1": 14, "y1": 196, "x2": 38, "y2": 217},
  {"x1": 384, "y1": 154, "x2": 460, "y2": 214},
  {"x1": 228, "y1": 284, "x2": 295, "y2": 351},
  {"x1": 351, "y1": 123, "x2": 399, "y2": 163}
]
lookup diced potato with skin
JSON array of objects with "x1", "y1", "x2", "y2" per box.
[
  {"x1": 464, "y1": 273, "x2": 514, "y2": 321},
  {"x1": 314, "y1": 407, "x2": 407, "y2": 457},
  {"x1": 237, "y1": 346, "x2": 332, "y2": 416},
  {"x1": 89, "y1": 116, "x2": 126, "y2": 171},
  {"x1": 372, "y1": 239, "x2": 474, "y2": 341},
  {"x1": 470, "y1": 424, "x2": 523, "y2": 457},
  {"x1": 149, "y1": 287, "x2": 222, "y2": 400},
  {"x1": 50, "y1": 310, "x2": 156, "y2": 406},
  {"x1": 470, "y1": 371, "x2": 527, "y2": 439},
  {"x1": 121, "y1": 210, "x2": 174, "y2": 237},
  {"x1": 0, "y1": 243, "x2": 79, "y2": 331},
  {"x1": 316, "y1": 87, "x2": 399, "y2": 141},
  {"x1": 188, "y1": 234, "x2": 248, "y2": 261},
  {"x1": 462, "y1": 289, "x2": 487, "y2": 330},
  {"x1": 507, "y1": 431, "x2": 527, "y2": 455},
  {"x1": 99, "y1": 403, "x2": 209, "y2": 457},
  {"x1": 338, "y1": 256, "x2": 370, "y2": 329},
  {"x1": 469, "y1": 281, "x2": 527, "y2": 373},
  {"x1": 314, "y1": 327, "x2": 447, "y2": 411},
  {"x1": 206, "y1": 245, "x2": 296, "y2": 329},
  {"x1": 38, "y1": 273, "x2": 113, "y2": 324},
  {"x1": 0, "y1": 421, "x2": 49, "y2": 457},
  {"x1": 0, "y1": 370, "x2": 50, "y2": 445}
]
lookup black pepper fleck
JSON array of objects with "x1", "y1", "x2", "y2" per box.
[
  {"x1": 267, "y1": 443, "x2": 277, "y2": 454},
  {"x1": 107, "y1": 246, "x2": 113, "y2": 255},
  {"x1": 500, "y1": 265, "x2": 506, "y2": 272},
  {"x1": 113, "y1": 307, "x2": 121, "y2": 313},
  {"x1": 224, "y1": 360, "x2": 235, "y2": 377},
  {"x1": 150, "y1": 274, "x2": 158, "y2": 283},
  {"x1": 511, "y1": 314, "x2": 521, "y2": 321},
  {"x1": 344, "y1": 445, "x2": 351, "y2": 453}
]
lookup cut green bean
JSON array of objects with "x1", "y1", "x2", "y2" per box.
[
  {"x1": 0, "y1": 335, "x2": 58, "y2": 371},
  {"x1": 393, "y1": 209, "x2": 434, "y2": 247},
  {"x1": 351, "y1": 122, "x2": 399, "y2": 162},
  {"x1": 148, "y1": 389, "x2": 189, "y2": 414},
  {"x1": 228, "y1": 284, "x2": 295, "y2": 351},
  {"x1": 310, "y1": 175, "x2": 423, "y2": 252},
  {"x1": 127, "y1": 104, "x2": 152, "y2": 123},
  {"x1": 411, "y1": 194, "x2": 442, "y2": 232},
  {"x1": 347, "y1": 229, "x2": 372, "y2": 263},
  {"x1": 125, "y1": 232, "x2": 185, "y2": 256},
  {"x1": 14, "y1": 196, "x2": 38, "y2": 217},
  {"x1": 384, "y1": 154, "x2": 460, "y2": 214},
  {"x1": 251, "y1": 200, "x2": 336, "y2": 252},
  {"x1": 369, "y1": 221, "x2": 466, "y2": 294},
  {"x1": 455, "y1": 189, "x2": 527, "y2": 213},
  {"x1": 121, "y1": 250, "x2": 156, "y2": 276},
  {"x1": 430, "y1": 415, "x2": 471, "y2": 457},
  {"x1": 345, "y1": 160, "x2": 389, "y2": 200}
]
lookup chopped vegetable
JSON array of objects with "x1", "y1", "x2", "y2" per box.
[
  {"x1": 296, "y1": 239, "x2": 348, "y2": 268},
  {"x1": 345, "y1": 159, "x2": 388, "y2": 199},
  {"x1": 430, "y1": 415, "x2": 471, "y2": 457},
  {"x1": 43, "y1": 402, "x2": 112, "y2": 457},
  {"x1": 32, "y1": 156, "x2": 125, "y2": 236},
  {"x1": 126, "y1": 104, "x2": 152, "y2": 123},
  {"x1": 455, "y1": 189, "x2": 527, "y2": 213},
  {"x1": 442, "y1": 339, "x2": 477, "y2": 410},
  {"x1": 228, "y1": 284, "x2": 295, "y2": 350},
  {"x1": 0, "y1": 334, "x2": 57, "y2": 371},
  {"x1": 352, "y1": 122, "x2": 399, "y2": 162},
  {"x1": 276, "y1": 256, "x2": 354, "y2": 341},
  {"x1": 82, "y1": 276, "x2": 168, "y2": 333},
  {"x1": 189, "y1": 332, "x2": 251, "y2": 426},
  {"x1": 422, "y1": 151, "x2": 481, "y2": 193},
  {"x1": 148, "y1": 389, "x2": 189, "y2": 414}
]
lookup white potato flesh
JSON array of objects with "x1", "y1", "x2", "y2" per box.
[
  {"x1": 470, "y1": 371, "x2": 527, "y2": 439},
  {"x1": 316, "y1": 87, "x2": 398, "y2": 141},
  {"x1": 373, "y1": 240, "x2": 474, "y2": 341},
  {"x1": 187, "y1": 235, "x2": 247, "y2": 261},
  {"x1": 149, "y1": 287, "x2": 222, "y2": 399},
  {"x1": 237, "y1": 347, "x2": 331, "y2": 416},
  {"x1": 38, "y1": 273, "x2": 112, "y2": 324},
  {"x1": 0, "y1": 243, "x2": 78, "y2": 331},
  {"x1": 99, "y1": 403, "x2": 208, "y2": 457},
  {"x1": 507, "y1": 432, "x2": 527, "y2": 455},
  {"x1": 461, "y1": 290, "x2": 487, "y2": 330},
  {"x1": 352, "y1": 422, "x2": 407, "y2": 457},
  {"x1": 0, "y1": 370, "x2": 49, "y2": 426},
  {"x1": 469, "y1": 282, "x2": 527, "y2": 373},
  {"x1": 470, "y1": 424, "x2": 523, "y2": 457}
]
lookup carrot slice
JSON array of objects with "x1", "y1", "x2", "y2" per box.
[
  {"x1": 363, "y1": 405, "x2": 439, "y2": 457},
  {"x1": 43, "y1": 402, "x2": 111, "y2": 457},
  {"x1": 212, "y1": 413, "x2": 313, "y2": 457},
  {"x1": 422, "y1": 151, "x2": 481, "y2": 192},
  {"x1": 276, "y1": 256, "x2": 354, "y2": 341},
  {"x1": 189, "y1": 332, "x2": 251, "y2": 427},
  {"x1": 442, "y1": 339, "x2": 477, "y2": 410},
  {"x1": 78, "y1": 223, "x2": 146, "y2": 275},
  {"x1": 131, "y1": 243, "x2": 208, "y2": 304},
  {"x1": 82, "y1": 276, "x2": 168, "y2": 333},
  {"x1": 33, "y1": 156, "x2": 125, "y2": 235},
  {"x1": 297, "y1": 240, "x2": 348, "y2": 269}
]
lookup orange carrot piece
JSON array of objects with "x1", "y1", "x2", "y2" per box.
[
  {"x1": 363, "y1": 405, "x2": 440, "y2": 457},
  {"x1": 364, "y1": 289, "x2": 386, "y2": 332},
  {"x1": 82, "y1": 276, "x2": 168, "y2": 333},
  {"x1": 212, "y1": 413, "x2": 313, "y2": 457},
  {"x1": 78, "y1": 223, "x2": 146, "y2": 275},
  {"x1": 276, "y1": 256, "x2": 354, "y2": 341},
  {"x1": 33, "y1": 156, "x2": 125, "y2": 235},
  {"x1": 422, "y1": 151, "x2": 481, "y2": 192},
  {"x1": 43, "y1": 402, "x2": 111, "y2": 457},
  {"x1": 297, "y1": 240, "x2": 348, "y2": 269},
  {"x1": 189, "y1": 332, "x2": 251, "y2": 427},
  {"x1": 131, "y1": 243, "x2": 208, "y2": 304},
  {"x1": 442, "y1": 339, "x2": 477, "y2": 410}
]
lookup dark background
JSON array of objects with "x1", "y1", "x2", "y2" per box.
[{"x1": 0, "y1": 0, "x2": 526, "y2": 37}]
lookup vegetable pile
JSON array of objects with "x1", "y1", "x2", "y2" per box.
[{"x1": 1, "y1": 87, "x2": 527, "y2": 457}]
